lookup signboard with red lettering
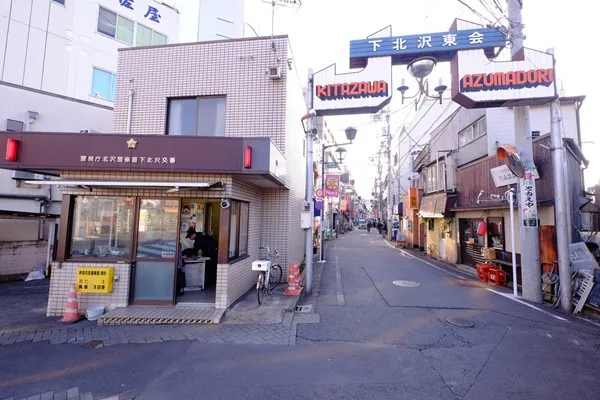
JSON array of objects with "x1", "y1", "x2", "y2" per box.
[{"x1": 451, "y1": 19, "x2": 556, "y2": 109}]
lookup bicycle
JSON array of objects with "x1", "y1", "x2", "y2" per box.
[{"x1": 253, "y1": 246, "x2": 283, "y2": 305}]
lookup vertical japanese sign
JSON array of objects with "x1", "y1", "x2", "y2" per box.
[
  {"x1": 520, "y1": 171, "x2": 538, "y2": 227},
  {"x1": 409, "y1": 187, "x2": 418, "y2": 208},
  {"x1": 324, "y1": 174, "x2": 340, "y2": 198}
]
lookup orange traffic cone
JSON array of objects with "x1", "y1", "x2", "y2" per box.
[
  {"x1": 61, "y1": 283, "x2": 83, "y2": 323},
  {"x1": 284, "y1": 262, "x2": 302, "y2": 296}
]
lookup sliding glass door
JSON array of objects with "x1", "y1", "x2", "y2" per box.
[{"x1": 132, "y1": 199, "x2": 179, "y2": 305}]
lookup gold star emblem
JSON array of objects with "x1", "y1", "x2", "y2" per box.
[{"x1": 126, "y1": 138, "x2": 138, "y2": 149}]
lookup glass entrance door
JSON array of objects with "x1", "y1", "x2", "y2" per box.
[{"x1": 132, "y1": 199, "x2": 179, "y2": 305}]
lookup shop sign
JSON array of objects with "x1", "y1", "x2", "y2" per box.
[
  {"x1": 451, "y1": 20, "x2": 556, "y2": 108},
  {"x1": 117, "y1": 0, "x2": 163, "y2": 24},
  {"x1": 349, "y1": 28, "x2": 505, "y2": 66},
  {"x1": 409, "y1": 187, "x2": 418, "y2": 209},
  {"x1": 80, "y1": 155, "x2": 176, "y2": 164},
  {"x1": 77, "y1": 267, "x2": 114, "y2": 293},
  {"x1": 520, "y1": 171, "x2": 538, "y2": 227},
  {"x1": 312, "y1": 43, "x2": 392, "y2": 116},
  {"x1": 490, "y1": 164, "x2": 539, "y2": 187},
  {"x1": 324, "y1": 174, "x2": 341, "y2": 198},
  {"x1": 460, "y1": 68, "x2": 554, "y2": 92}
]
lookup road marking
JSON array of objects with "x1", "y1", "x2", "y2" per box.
[
  {"x1": 384, "y1": 240, "x2": 466, "y2": 280},
  {"x1": 486, "y1": 289, "x2": 569, "y2": 322},
  {"x1": 334, "y1": 254, "x2": 346, "y2": 306}
]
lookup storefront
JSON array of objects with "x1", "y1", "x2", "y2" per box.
[
  {"x1": 0, "y1": 131, "x2": 287, "y2": 316},
  {"x1": 419, "y1": 192, "x2": 457, "y2": 263}
]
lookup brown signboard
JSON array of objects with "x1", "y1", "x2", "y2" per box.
[{"x1": 0, "y1": 132, "x2": 276, "y2": 176}]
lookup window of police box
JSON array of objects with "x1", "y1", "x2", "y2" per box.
[
  {"x1": 69, "y1": 197, "x2": 135, "y2": 258},
  {"x1": 228, "y1": 201, "x2": 249, "y2": 260},
  {"x1": 167, "y1": 97, "x2": 226, "y2": 137}
]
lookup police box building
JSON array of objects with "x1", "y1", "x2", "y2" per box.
[{"x1": 0, "y1": 35, "x2": 306, "y2": 323}]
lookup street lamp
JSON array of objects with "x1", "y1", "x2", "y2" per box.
[
  {"x1": 318, "y1": 126, "x2": 358, "y2": 263},
  {"x1": 397, "y1": 57, "x2": 447, "y2": 109}
]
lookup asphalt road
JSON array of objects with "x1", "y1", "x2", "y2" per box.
[{"x1": 2, "y1": 230, "x2": 600, "y2": 399}]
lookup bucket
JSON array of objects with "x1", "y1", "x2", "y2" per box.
[{"x1": 85, "y1": 306, "x2": 105, "y2": 321}]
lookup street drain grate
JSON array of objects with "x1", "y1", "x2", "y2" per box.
[
  {"x1": 295, "y1": 304, "x2": 313, "y2": 313},
  {"x1": 392, "y1": 280, "x2": 421, "y2": 288},
  {"x1": 446, "y1": 317, "x2": 475, "y2": 328},
  {"x1": 83, "y1": 339, "x2": 103, "y2": 348}
]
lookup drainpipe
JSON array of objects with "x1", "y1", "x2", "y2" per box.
[{"x1": 126, "y1": 89, "x2": 134, "y2": 135}]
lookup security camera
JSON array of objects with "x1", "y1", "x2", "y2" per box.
[{"x1": 220, "y1": 199, "x2": 231, "y2": 209}]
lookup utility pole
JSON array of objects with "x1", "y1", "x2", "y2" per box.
[
  {"x1": 304, "y1": 68, "x2": 315, "y2": 296},
  {"x1": 507, "y1": 0, "x2": 542, "y2": 302},
  {"x1": 386, "y1": 109, "x2": 393, "y2": 240},
  {"x1": 548, "y1": 49, "x2": 573, "y2": 312},
  {"x1": 377, "y1": 149, "x2": 383, "y2": 223}
]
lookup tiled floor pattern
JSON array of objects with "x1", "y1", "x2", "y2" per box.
[
  {"x1": 97, "y1": 305, "x2": 224, "y2": 325},
  {"x1": 176, "y1": 287, "x2": 215, "y2": 304}
]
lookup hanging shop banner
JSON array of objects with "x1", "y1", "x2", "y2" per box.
[
  {"x1": 451, "y1": 20, "x2": 556, "y2": 109},
  {"x1": 324, "y1": 174, "x2": 341, "y2": 198},
  {"x1": 520, "y1": 170, "x2": 538, "y2": 227},
  {"x1": 340, "y1": 195, "x2": 349, "y2": 212},
  {"x1": 349, "y1": 27, "x2": 506, "y2": 68}
]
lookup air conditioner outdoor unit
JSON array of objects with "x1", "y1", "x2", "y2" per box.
[{"x1": 267, "y1": 65, "x2": 282, "y2": 80}]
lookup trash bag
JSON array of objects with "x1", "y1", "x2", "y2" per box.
[{"x1": 24, "y1": 267, "x2": 45, "y2": 282}]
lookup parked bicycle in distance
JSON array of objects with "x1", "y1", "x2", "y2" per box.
[{"x1": 252, "y1": 246, "x2": 283, "y2": 305}]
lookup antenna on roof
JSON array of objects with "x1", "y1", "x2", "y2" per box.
[{"x1": 260, "y1": 0, "x2": 302, "y2": 60}]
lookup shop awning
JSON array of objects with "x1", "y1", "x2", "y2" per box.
[
  {"x1": 418, "y1": 192, "x2": 454, "y2": 218},
  {"x1": 25, "y1": 180, "x2": 225, "y2": 192}
]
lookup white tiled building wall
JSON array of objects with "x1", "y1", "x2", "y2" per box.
[{"x1": 47, "y1": 262, "x2": 131, "y2": 317}]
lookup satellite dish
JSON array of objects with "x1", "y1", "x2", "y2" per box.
[{"x1": 497, "y1": 144, "x2": 525, "y2": 178}]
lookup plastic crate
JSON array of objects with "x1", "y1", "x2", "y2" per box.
[
  {"x1": 476, "y1": 263, "x2": 492, "y2": 282},
  {"x1": 488, "y1": 267, "x2": 507, "y2": 287}
]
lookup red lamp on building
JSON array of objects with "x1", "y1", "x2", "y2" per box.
[
  {"x1": 5, "y1": 138, "x2": 19, "y2": 162},
  {"x1": 244, "y1": 145, "x2": 252, "y2": 169}
]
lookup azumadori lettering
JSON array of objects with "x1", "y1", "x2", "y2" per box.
[
  {"x1": 315, "y1": 80, "x2": 389, "y2": 100},
  {"x1": 460, "y1": 68, "x2": 554, "y2": 92}
]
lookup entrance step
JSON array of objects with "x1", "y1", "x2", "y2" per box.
[{"x1": 98, "y1": 305, "x2": 224, "y2": 325}]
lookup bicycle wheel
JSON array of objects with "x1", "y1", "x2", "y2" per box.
[
  {"x1": 256, "y1": 273, "x2": 264, "y2": 305},
  {"x1": 268, "y1": 264, "x2": 283, "y2": 290}
]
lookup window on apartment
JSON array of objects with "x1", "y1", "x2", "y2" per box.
[
  {"x1": 425, "y1": 162, "x2": 445, "y2": 193},
  {"x1": 136, "y1": 24, "x2": 167, "y2": 46},
  {"x1": 68, "y1": 196, "x2": 135, "y2": 259},
  {"x1": 458, "y1": 117, "x2": 487, "y2": 147},
  {"x1": 52, "y1": 0, "x2": 66, "y2": 5},
  {"x1": 91, "y1": 68, "x2": 117, "y2": 100},
  {"x1": 228, "y1": 201, "x2": 249, "y2": 260},
  {"x1": 97, "y1": 7, "x2": 134, "y2": 45},
  {"x1": 167, "y1": 97, "x2": 226, "y2": 137}
]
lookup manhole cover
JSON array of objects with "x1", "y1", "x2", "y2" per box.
[
  {"x1": 295, "y1": 304, "x2": 313, "y2": 313},
  {"x1": 446, "y1": 317, "x2": 475, "y2": 328},
  {"x1": 392, "y1": 280, "x2": 421, "y2": 288}
]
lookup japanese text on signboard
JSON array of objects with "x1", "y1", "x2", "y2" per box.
[
  {"x1": 520, "y1": 171, "x2": 538, "y2": 227},
  {"x1": 77, "y1": 267, "x2": 114, "y2": 293},
  {"x1": 118, "y1": 0, "x2": 162, "y2": 23}
]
